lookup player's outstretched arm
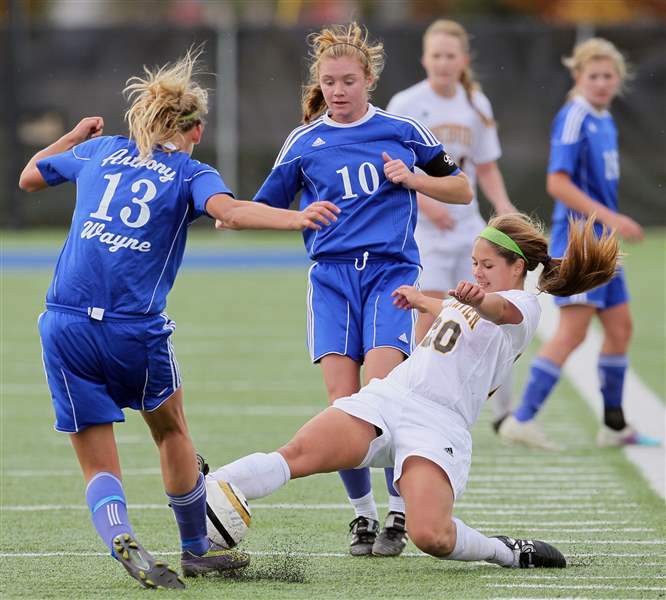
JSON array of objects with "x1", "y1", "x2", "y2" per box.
[
  {"x1": 448, "y1": 281, "x2": 523, "y2": 326},
  {"x1": 382, "y1": 152, "x2": 472, "y2": 205},
  {"x1": 208, "y1": 195, "x2": 340, "y2": 231},
  {"x1": 547, "y1": 171, "x2": 643, "y2": 242},
  {"x1": 19, "y1": 117, "x2": 104, "y2": 192},
  {"x1": 392, "y1": 285, "x2": 444, "y2": 317}
]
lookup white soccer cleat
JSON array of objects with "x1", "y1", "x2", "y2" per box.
[
  {"x1": 498, "y1": 415, "x2": 562, "y2": 451},
  {"x1": 596, "y1": 424, "x2": 661, "y2": 448}
]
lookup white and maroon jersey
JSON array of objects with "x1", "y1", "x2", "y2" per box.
[
  {"x1": 386, "y1": 81, "x2": 501, "y2": 239},
  {"x1": 387, "y1": 289, "x2": 540, "y2": 429}
]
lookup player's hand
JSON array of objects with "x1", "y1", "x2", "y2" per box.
[
  {"x1": 448, "y1": 280, "x2": 485, "y2": 308},
  {"x1": 67, "y1": 117, "x2": 104, "y2": 146},
  {"x1": 297, "y1": 200, "x2": 340, "y2": 231},
  {"x1": 383, "y1": 152, "x2": 416, "y2": 188},
  {"x1": 392, "y1": 285, "x2": 427, "y2": 312},
  {"x1": 612, "y1": 214, "x2": 644, "y2": 243}
]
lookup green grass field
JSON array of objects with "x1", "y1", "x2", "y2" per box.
[{"x1": 1, "y1": 229, "x2": 665, "y2": 599}]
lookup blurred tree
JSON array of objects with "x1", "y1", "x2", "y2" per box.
[{"x1": 504, "y1": 0, "x2": 666, "y2": 23}]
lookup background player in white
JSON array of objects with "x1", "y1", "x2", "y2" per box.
[
  {"x1": 206, "y1": 213, "x2": 619, "y2": 570},
  {"x1": 251, "y1": 23, "x2": 472, "y2": 556},
  {"x1": 386, "y1": 20, "x2": 516, "y2": 430},
  {"x1": 499, "y1": 38, "x2": 658, "y2": 450},
  {"x1": 18, "y1": 49, "x2": 337, "y2": 589}
]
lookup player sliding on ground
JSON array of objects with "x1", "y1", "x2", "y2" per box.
[
  {"x1": 18, "y1": 48, "x2": 338, "y2": 589},
  {"x1": 208, "y1": 213, "x2": 619, "y2": 568}
]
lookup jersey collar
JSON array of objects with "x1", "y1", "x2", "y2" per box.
[
  {"x1": 323, "y1": 103, "x2": 377, "y2": 128},
  {"x1": 573, "y1": 94, "x2": 610, "y2": 118}
]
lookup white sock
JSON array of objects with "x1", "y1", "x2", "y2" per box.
[
  {"x1": 348, "y1": 491, "x2": 378, "y2": 521},
  {"x1": 209, "y1": 452, "x2": 290, "y2": 500},
  {"x1": 440, "y1": 518, "x2": 514, "y2": 566},
  {"x1": 387, "y1": 494, "x2": 405, "y2": 514}
]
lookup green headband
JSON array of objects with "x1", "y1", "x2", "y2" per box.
[
  {"x1": 479, "y1": 226, "x2": 527, "y2": 261},
  {"x1": 178, "y1": 110, "x2": 199, "y2": 123}
]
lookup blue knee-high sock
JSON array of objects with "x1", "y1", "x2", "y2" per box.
[
  {"x1": 166, "y1": 473, "x2": 209, "y2": 556},
  {"x1": 514, "y1": 358, "x2": 561, "y2": 422},
  {"x1": 384, "y1": 468, "x2": 399, "y2": 497},
  {"x1": 338, "y1": 467, "x2": 371, "y2": 499},
  {"x1": 384, "y1": 467, "x2": 405, "y2": 514},
  {"x1": 598, "y1": 354, "x2": 627, "y2": 410},
  {"x1": 85, "y1": 472, "x2": 134, "y2": 555}
]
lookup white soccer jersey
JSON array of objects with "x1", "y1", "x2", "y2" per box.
[
  {"x1": 386, "y1": 80, "x2": 501, "y2": 239},
  {"x1": 387, "y1": 289, "x2": 540, "y2": 428}
]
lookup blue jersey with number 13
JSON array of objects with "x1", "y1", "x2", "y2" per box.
[{"x1": 37, "y1": 135, "x2": 231, "y2": 316}]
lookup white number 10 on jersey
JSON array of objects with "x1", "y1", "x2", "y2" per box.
[{"x1": 336, "y1": 162, "x2": 380, "y2": 199}]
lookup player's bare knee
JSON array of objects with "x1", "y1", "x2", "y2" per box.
[
  {"x1": 408, "y1": 519, "x2": 455, "y2": 556},
  {"x1": 604, "y1": 320, "x2": 632, "y2": 349}
]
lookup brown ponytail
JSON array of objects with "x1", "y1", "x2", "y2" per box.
[
  {"x1": 485, "y1": 213, "x2": 620, "y2": 297},
  {"x1": 301, "y1": 23, "x2": 385, "y2": 124}
]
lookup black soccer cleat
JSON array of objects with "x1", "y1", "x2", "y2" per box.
[
  {"x1": 372, "y1": 511, "x2": 408, "y2": 557},
  {"x1": 113, "y1": 533, "x2": 185, "y2": 589},
  {"x1": 196, "y1": 452, "x2": 210, "y2": 476},
  {"x1": 349, "y1": 516, "x2": 379, "y2": 556},
  {"x1": 493, "y1": 535, "x2": 566, "y2": 568}
]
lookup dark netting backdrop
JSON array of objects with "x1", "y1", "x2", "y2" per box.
[{"x1": 2, "y1": 21, "x2": 664, "y2": 227}]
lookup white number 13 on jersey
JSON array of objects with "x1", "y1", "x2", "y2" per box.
[
  {"x1": 89, "y1": 173, "x2": 156, "y2": 228},
  {"x1": 336, "y1": 162, "x2": 380, "y2": 200}
]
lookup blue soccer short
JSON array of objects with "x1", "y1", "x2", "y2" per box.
[
  {"x1": 306, "y1": 260, "x2": 421, "y2": 363},
  {"x1": 553, "y1": 268, "x2": 630, "y2": 310},
  {"x1": 38, "y1": 308, "x2": 182, "y2": 433}
]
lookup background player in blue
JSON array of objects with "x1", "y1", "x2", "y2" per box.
[
  {"x1": 18, "y1": 50, "x2": 338, "y2": 589},
  {"x1": 498, "y1": 38, "x2": 656, "y2": 450},
  {"x1": 253, "y1": 23, "x2": 472, "y2": 556}
]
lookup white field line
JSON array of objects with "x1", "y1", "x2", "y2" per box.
[
  {"x1": 548, "y1": 540, "x2": 666, "y2": 545},
  {"x1": 1, "y1": 550, "x2": 664, "y2": 562},
  {"x1": 481, "y1": 575, "x2": 666, "y2": 580},
  {"x1": 0, "y1": 502, "x2": 637, "y2": 513},
  {"x1": 487, "y1": 584, "x2": 664, "y2": 591},
  {"x1": 533, "y1": 280, "x2": 666, "y2": 499}
]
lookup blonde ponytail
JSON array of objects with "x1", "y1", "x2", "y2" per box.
[{"x1": 124, "y1": 46, "x2": 209, "y2": 159}]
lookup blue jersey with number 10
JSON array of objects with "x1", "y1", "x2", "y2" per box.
[
  {"x1": 254, "y1": 104, "x2": 456, "y2": 264},
  {"x1": 37, "y1": 135, "x2": 231, "y2": 317}
]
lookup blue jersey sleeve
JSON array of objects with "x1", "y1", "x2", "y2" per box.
[
  {"x1": 548, "y1": 105, "x2": 584, "y2": 175},
  {"x1": 254, "y1": 146, "x2": 303, "y2": 208},
  {"x1": 36, "y1": 136, "x2": 107, "y2": 186},
  {"x1": 403, "y1": 120, "x2": 460, "y2": 176},
  {"x1": 186, "y1": 163, "x2": 233, "y2": 218}
]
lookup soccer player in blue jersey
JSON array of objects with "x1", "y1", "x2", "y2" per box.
[
  {"x1": 498, "y1": 38, "x2": 655, "y2": 450},
  {"x1": 18, "y1": 50, "x2": 338, "y2": 589},
  {"x1": 252, "y1": 23, "x2": 472, "y2": 556}
]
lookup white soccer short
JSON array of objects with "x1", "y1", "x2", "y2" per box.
[{"x1": 333, "y1": 378, "x2": 472, "y2": 499}]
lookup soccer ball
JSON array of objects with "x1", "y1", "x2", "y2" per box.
[{"x1": 205, "y1": 478, "x2": 252, "y2": 548}]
